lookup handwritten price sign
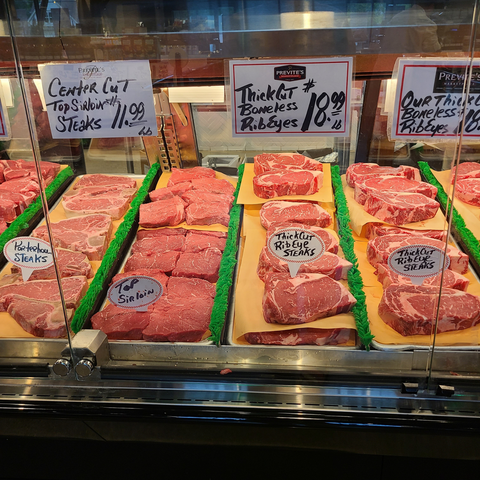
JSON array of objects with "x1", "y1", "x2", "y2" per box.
[
  {"x1": 108, "y1": 275, "x2": 163, "y2": 312},
  {"x1": 39, "y1": 61, "x2": 156, "y2": 139},
  {"x1": 230, "y1": 58, "x2": 352, "y2": 137}
]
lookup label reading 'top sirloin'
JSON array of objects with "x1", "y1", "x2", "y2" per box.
[
  {"x1": 107, "y1": 275, "x2": 163, "y2": 312},
  {"x1": 267, "y1": 227, "x2": 325, "y2": 277}
]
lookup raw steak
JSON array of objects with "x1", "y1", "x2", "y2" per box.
[
  {"x1": 257, "y1": 248, "x2": 352, "y2": 282},
  {"x1": 139, "y1": 197, "x2": 185, "y2": 228},
  {"x1": 1, "y1": 159, "x2": 60, "y2": 183},
  {"x1": 33, "y1": 214, "x2": 113, "y2": 261},
  {"x1": 0, "y1": 276, "x2": 88, "y2": 312},
  {"x1": 355, "y1": 175, "x2": 437, "y2": 205},
  {"x1": 0, "y1": 221, "x2": 7, "y2": 234},
  {"x1": 0, "y1": 198, "x2": 18, "y2": 223},
  {"x1": 379, "y1": 284, "x2": 480, "y2": 335},
  {"x1": 172, "y1": 247, "x2": 223, "y2": 283},
  {"x1": 137, "y1": 227, "x2": 187, "y2": 240},
  {"x1": 260, "y1": 201, "x2": 332, "y2": 229},
  {"x1": 365, "y1": 223, "x2": 447, "y2": 241},
  {"x1": 375, "y1": 263, "x2": 469, "y2": 291},
  {"x1": 366, "y1": 234, "x2": 469, "y2": 274},
  {"x1": 363, "y1": 191, "x2": 439, "y2": 225},
  {"x1": 7, "y1": 297, "x2": 73, "y2": 338},
  {"x1": 62, "y1": 185, "x2": 136, "y2": 220},
  {"x1": 185, "y1": 202, "x2": 230, "y2": 227},
  {"x1": 262, "y1": 272, "x2": 356, "y2": 324},
  {"x1": 254, "y1": 153, "x2": 323, "y2": 176},
  {"x1": 131, "y1": 235, "x2": 186, "y2": 255},
  {"x1": 451, "y1": 162, "x2": 480, "y2": 181},
  {"x1": 10, "y1": 248, "x2": 93, "y2": 280},
  {"x1": 91, "y1": 304, "x2": 151, "y2": 340},
  {"x1": 244, "y1": 328, "x2": 351, "y2": 346},
  {"x1": 0, "y1": 190, "x2": 32, "y2": 214},
  {"x1": 181, "y1": 191, "x2": 234, "y2": 209},
  {"x1": 253, "y1": 169, "x2": 322, "y2": 199},
  {"x1": 73, "y1": 174, "x2": 137, "y2": 190},
  {"x1": 0, "y1": 163, "x2": 4, "y2": 183},
  {"x1": 455, "y1": 178, "x2": 480, "y2": 207},
  {"x1": 124, "y1": 251, "x2": 180, "y2": 274},
  {"x1": 111, "y1": 269, "x2": 169, "y2": 292},
  {"x1": 183, "y1": 231, "x2": 227, "y2": 253},
  {"x1": 191, "y1": 178, "x2": 235, "y2": 196},
  {"x1": 167, "y1": 167, "x2": 216, "y2": 186},
  {"x1": 150, "y1": 182, "x2": 192, "y2": 202},
  {"x1": 266, "y1": 223, "x2": 339, "y2": 254},
  {"x1": 346, "y1": 163, "x2": 420, "y2": 187},
  {"x1": 167, "y1": 277, "x2": 216, "y2": 299},
  {"x1": 0, "y1": 177, "x2": 40, "y2": 198}
]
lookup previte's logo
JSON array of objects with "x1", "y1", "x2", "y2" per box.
[
  {"x1": 78, "y1": 65, "x2": 106, "y2": 80},
  {"x1": 274, "y1": 65, "x2": 306, "y2": 82},
  {"x1": 433, "y1": 67, "x2": 480, "y2": 94}
]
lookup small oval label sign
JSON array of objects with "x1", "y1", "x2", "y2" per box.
[
  {"x1": 107, "y1": 275, "x2": 163, "y2": 311},
  {"x1": 387, "y1": 244, "x2": 450, "y2": 285},
  {"x1": 3, "y1": 237, "x2": 54, "y2": 281},
  {"x1": 267, "y1": 227, "x2": 325, "y2": 277}
]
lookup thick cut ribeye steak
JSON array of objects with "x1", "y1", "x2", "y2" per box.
[
  {"x1": 262, "y1": 272, "x2": 356, "y2": 325},
  {"x1": 375, "y1": 263, "x2": 469, "y2": 291},
  {"x1": 455, "y1": 178, "x2": 480, "y2": 207},
  {"x1": 346, "y1": 163, "x2": 419, "y2": 187},
  {"x1": 260, "y1": 201, "x2": 332, "y2": 229},
  {"x1": 365, "y1": 223, "x2": 447, "y2": 241},
  {"x1": 185, "y1": 202, "x2": 230, "y2": 227},
  {"x1": 33, "y1": 214, "x2": 113, "y2": 261},
  {"x1": 245, "y1": 328, "x2": 351, "y2": 346},
  {"x1": 137, "y1": 227, "x2": 187, "y2": 240},
  {"x1": 124, "y1": 250, "x2": 181, "y2": 274},
  {"x1": 139, "y1": 197, "x2": 185, "y2": 228},
  {"x1": 379, "y1": 284, "x2": 480, "y2": 335},
  {"x1": 257, "y1": 248, "x2": 351, "y2": 282},
  {"x1": 253, "y1": 169, "x2": 322, "y2": 199},
  {"x1": 253, "y1": 153, "x2": 323, "y2": 176},
  {"x1": 73, "y1": 174, "x2": 137, "y2": 190},
  {"x1": 131, "y1": 235, "x2": 186, "y2": 255},
  {"x1": 183, "y1": 231, "x2": 227, "y2": 253},
  {"x1": 366, "y1": 234, "x2": 469, "y2": 274},
  {"x1": 191, "y1": 178, "x2": 235, "y2": 196},
  {"x1": 150, "y1": 183, "x2": 192, "y2": 202},
  {"x1": 363, "y1": 191, "x2": 439, "y2": 225},
  {"x1": 167, "y1": 167, "x2": 216, "y2": 186},
  {"x1": 451, "y1": 162, "x2": 480, "y2": 182},
  {"x1": 355, "y1": 176, "x2": 437, "y2": 205},
  {"x1": 172, "y1": 247, "x2": 223, "y2": 283}
]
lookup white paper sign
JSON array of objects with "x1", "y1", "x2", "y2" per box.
[
  {"x1": 3, "y1": 237, "x2": 54, "y2": 281},
  {"x1": 107, "y1": 275, "x2": 163, "y2": 312},
  {"x1": 387, "y1": 244, "x2": 450, "y2": 286},
  {"x1": 39, "y1": 61, "x2": 156, "y2": 139},
  {"x1": 267, "y1": 227, "x2": 325, "y2": 277},
  {"x1": 229, "y1": 58, "x2": 352, "y2": 137},
  {"x1": 391, "y1": 58, "x2": 480, "y2": 140}
]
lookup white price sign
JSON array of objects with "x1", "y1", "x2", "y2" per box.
[
  {"x1": 3, "y1": 237, "x2": 53, "y2": 281},
  {"x1": 391, "y1": 58, "x2": 480, "y2": 140},
  {"x1": 107, "y1": 275, "x2": 163, "y2": 312},
  {"x1": 39, "y1": 60, "x2": 156, "y2": 139},
  {"x1": 387, "y1": 244, "x2": 450, "y2": 285},
  {"x1": 230, "y1": 58, "x2": 352, "y2": 137},
  {"x1": 267, "y1": 227, "x2": 325, "y2": 277}
]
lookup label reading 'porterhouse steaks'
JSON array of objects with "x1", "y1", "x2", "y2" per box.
[
  {"x1": 387, "y1": 244, "x2": 450, "y2": 285},
  {"x1": 108, "y1": 275, "x2": 163, "y2": 312},
  {"x1": 3, "y1": 237, "x2": 54, "y2": 281},
  {"x1": 267, "y1": 227, "x2": 325, "y2": 277}
]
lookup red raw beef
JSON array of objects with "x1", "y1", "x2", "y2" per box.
[
  {"x1": 0, "y1": 198, "x2": 18, "y2": 223},
  {"x1": 253, "y1": 169, "x2": 322, "y2": 199},
  {"x1": 257, "y1": 248, "x2": 352, "y2": 282},
  {"x1": 364, "y1": 191, "x2": 439, "y2": 225},
  {"x1": 0, "y1": 190, "x2": 33, "y2": 214},
  {"x1": 266, "y1": 223, "x2": 339, "y2": 254},
  {"x1": 451, "y1": 162, "x2": 480, "y2": 182},
  {"x1": 346, "y1": 163, "x2": 420, "y2": 187},
  {"x1": 0, "y1": 221, "x2": 7, "y2": 234},
  {"x1": 7, "y1": 297, "x2": 73, "y2": 338},
  {"x1": 355, "y1": 176, "x2": 437, "y2": 205},
  {"x1": 191, "y1": 178, "x2": 235, "y2": 196},
  {"x1": 262, "y1": 272, "x2": 356, "y2": 324},
  {"x1": 172, "y1": 247, "x2": 223, "y2": 283},
  {"x1": 137, "y1": 227, "x2": 187, "y2": 240},
  {"x1": 260, "y1": 201, "x2": 332, "y2": 229},
  {"x1": 167, "y1": 277, "x2": 216, "y2": 299},
  {"x1": 181, "y1": 191, "x2": 234, "y2": 209},
  {"x1": 375, "y1": 263, "x2": 469, "y2": 291},
  {"x1": 364, "y1": 223, "x2": 447, "y2": 241},
  {"x1": 254, "y1": 153, "x2": 323, "y2": 176},
  {"x1": 1, "y1": 159, "x2": 60, "y2": 183},
  {"x1": 455, "y1": 178, "x2": 480, "y2": 207},
  {"x1": 167, "y1": 167, "x2": 216, "y2": 186},
  {"x1": 182, "y1": 231, "x2": 227, "y2": 253},
  {"x1": 0, "y1": 177, "x2": 40, "y2": 198},
  {"x1": 139, "y1": 197, "x2": 185, "y2": 228},
  {"x1": 379, "y1": 284, "x2": 480, "y2": 335},
  {"x1": 131, "y1": 235, "x2": 185, "y2": 254},
  {"x1": 190, "y1": 230, "x2": 227, "y2": 239},
  {"x1": 62, "y1": 185, "x2": 136, "y2": 220},
  {"x1": 366, "y1": 234, "x2": 469, "y2": 274},
  {"x1": 150, "y1": 182, "x2": 193, "y2": 202},
  {"x1": 185, "y1": 202, "x2": 230, "y2": 227},
  {"x1": 111, "y1": 269, "x2": 169, "y2": 292},
  {"x1": 73, "y1": 174, "x2": 137, "y2": 190},
  {"x1": 0, "y1": 163, "x2": 4, "y2": 183},
  {"x1": 244, "y1": 328, "x2": 351, "y2": 346},
  {"x1": 33, "y1": 214, "x2": 113, "y2": 261},
  {"x1": 124, "y1": 251, "x2": 180, "y2": 274}
]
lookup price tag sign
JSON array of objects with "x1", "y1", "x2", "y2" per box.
[
  {"x1": 3, "y1": 237, "x2": 54, "y2": 281},
  {"x1": 39, "y1": 60, "x2": 156, "y2": 139},
  {"x1": 107, "y1": 275, "x2": 163, "y2": 312},
  {"x1": 387, "y1": 244, "x2": 450, "y2": 285},
  {"x1": 391, "y1": 58, "x2": 480, "y2": 140},
  {"x1": 229, "y1": 57, "x2": 352, "y2": 137},
  {"x1": 267, "y1": 227, "x2": 325, "y2": 277}
]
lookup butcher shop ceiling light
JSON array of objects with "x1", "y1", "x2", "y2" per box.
[{"x1": 167, "y1": 86, "x2": 225, "y2": 104}]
